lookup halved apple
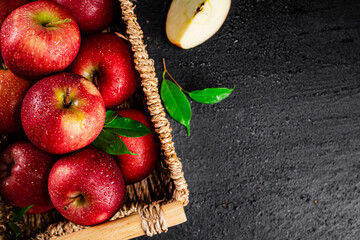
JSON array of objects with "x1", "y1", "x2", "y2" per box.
[{"x1": 166, "y1": 0, "x2": 231, "y2": 49}]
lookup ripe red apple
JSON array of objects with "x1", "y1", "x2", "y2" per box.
[
  {"x1": 0, "y1": 141, "x2": 57, "y2": 214},
  {"x1": 48, "y1": 147, "x2": 126, "y2": 226},
  {"x1": 0, "y1": 0, "x2": 32, "y2": 60},
  {"x1": 68, "y1": 33, "x2": 139, "y2": 109},
  {"x1": 0, "y1": 0, "x2": 80, "y2": 80},
  {"x1": 21, "y1": 73, "x2": 105, "y2": 154},
  {"x1": 0, "y1": 70, "x2": 32, "y2": 134},
  {"x1": 49, "y1": 0, "x2": 114, "y2": 33},
  {"x1": 115, "y1": 109, "x2": 160, "y2": 184}
]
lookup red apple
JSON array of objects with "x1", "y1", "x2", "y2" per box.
[
  {"x1": 68, "y1": 33, "x2": 139, "y2": 109},
  {"x1": 0, "y1": 141, "x2": 57, "y2": 214},
  {"x1": 0, "y1": 0, "x2": 32, "y2": 60},
  {"x1": 115, "y1": 109, "x2": 160, "y2": 184},
  {"x1": 48, "y1": 147, "x2": 126, "y2": 226},
  {"x1": 49, "y1": 0, "x2": 114, "y2": 33},
  {"x1": 0, "y1": 0, "x2": 80, "y2": 80},
  {"x1": 0, "y1": 69, "x2": 32, "y2": 134},
  {"x1": 21, "y1": 73, "x2": 106, "y2": 154}
]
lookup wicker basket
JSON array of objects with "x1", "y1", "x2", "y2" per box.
[{"x1": 0, "y1": 0, "x2": 189, "y2": 239}]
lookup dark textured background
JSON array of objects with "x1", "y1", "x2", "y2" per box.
[{"x1": 135, "y1": 1, "x2": 360, "y2": 239}]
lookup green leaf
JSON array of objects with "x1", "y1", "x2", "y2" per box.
[
  {"x1": 92, "y1": 129, "x2": 136, "y2": 155},
  {"x1": 105, "y1": 110, "x2": 117, "y2": 125},
  {"x1": 9, "y1": 222, "x2": 20, "y2": 240},
  {"x1": 12, "y1": 205, "x2": 33, "y2": 222},
  {"x1": 9, "y1": 205, "x2": 32, "y2": 240},
  {"x1": 161, "y1": 78, "x2": 191, "y2": 136},
  {"x1": 105, "y1": 117, "x2": 153, "y2": 137},
  {"x1": 188, "y1": 86, "x2": 235, "y2": 104}
]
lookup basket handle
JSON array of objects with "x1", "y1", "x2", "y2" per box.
[{"x1": 53, "y1": 201, "x2": 186, "y2": 240}]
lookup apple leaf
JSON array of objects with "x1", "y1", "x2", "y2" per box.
[
  {"x1": 188, "y1": 85, "x2": 235, "y2": 104},
  {"x1": 104, "y1": 117, "x2": 153, "y2": 137},
  {"x1": 92, "y1": 129, "x2": 136, "y2": 155},
  {"x1": 105, "y1": 110, "x2": 117, "y2": 125},
  {"x1": 8, "y1": 205, "x2": 32, "y2": 240},
  {"x1": 161, "y1": 78, "x2": 191, "y2": 136}
]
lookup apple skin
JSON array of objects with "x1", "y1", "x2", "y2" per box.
[
  {"x1": 49, "y1": 0, "x2": 114, "y2": 33},
  {"x1": 48, "y1": 147, "x2": 126, "y2": 226},
  {"x1": 68, "y1": 33, "x2": 139, "y2": 109},
  {"x1": 115, "y1": 109, "x2": 160, "y2": 184},
  {"x1": 0, "y1": 70, "x2": 32, "y2": 134},
  {"x1": 0, "y1": 141, "x2": 57, "y2": 214},
  {"x1": 0, "y1": 0, "x2": 81, "y2": 80},
  {"x1": 0, "y1": 0, "x2": 32, "y2": 60},
  {"x1": 21, "y1": 73, "x2": 106, "y2": 155}
]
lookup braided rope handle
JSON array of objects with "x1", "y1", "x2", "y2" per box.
[{"x1": 119, "y1": 0, "x2": 189, "y2": 206}]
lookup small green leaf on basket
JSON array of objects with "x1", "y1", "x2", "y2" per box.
[
  {"x1": 9, "y1": 222, "x2": 21, "y2": 240},
  {"x1": 161, "y1": 76, "x2": 191, "y2": 136},
  {"x1": 12, "y1": 206, "x2": 33, "y2": 222},
  {"x1": 92, "y1": 129, "x2": 136, "y2": 155},
  {"x1": 188, "y1": 85, "x2": 235, "y2": 104},
  {"x1": 9, "y1": 205, "x2": 33, "y2": 240},
  {"x1": 104, "y1": 117, "x2": 152, "y2": 137},
  {"x1": 105, "y1": 110, "x2": 118, "y2": 125}
]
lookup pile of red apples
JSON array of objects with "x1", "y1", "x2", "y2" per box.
[{"x1": 0, "y1": 0, "x2": 160, "y2": 226}]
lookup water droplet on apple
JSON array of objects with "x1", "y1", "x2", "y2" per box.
[
  {"x1": 40, "y1": 142, "x2": 47, "y2": 149},
  {"x1": 27, "y1": 29, "x2": 35, "y2": 36},
  {"x1": 13, "y1": 52, "x2": 21, "y2": 59}
]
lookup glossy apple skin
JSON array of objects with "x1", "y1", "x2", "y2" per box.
[
  {"x1": 0, "y1": 0, "x2": 80, "y2": 80},
  {"x1": 49, "y1": 0, "x2": 114, "y2": 33},
  {"x1": 21, "y1": 73, "x2": 105, "y2": 154},
  {"x1": 0, "y1": 70, "x2": 32, "y2": 134},
  {"x1": 115, "y1": 109, "x2": 160, "y2": 184},
  {"x1": 48, "y1": 147, "x2": 126, "y2": 226},
  {"x1": 0, "y1": 0, "x2": 32, "y2": 60},
  {"x1": 69, "y1": 33, "x2": 139, "y2": 109},
  {"x1": 0, "y1": 141, "x2": 57, "y2": 214}
]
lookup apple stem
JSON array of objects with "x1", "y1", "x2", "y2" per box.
[
  {"x1": 63, "y1": 195, "x2": 83, "y2": 210},
  {"x1": 162, "y1": 58, "x2": 189, "y2": 94},
  {"x1": 93, "y1": 72, "x2": 100, "y2": 89},
  {"x1": 45, "y1": 18, "x2": 71, "y2": 28},
  {"x1": 0, "y1": 62, "x2": 8, "y2": 70},
  {"x1": 63, "y1": 88, "x2": 72, "y2": 108}
]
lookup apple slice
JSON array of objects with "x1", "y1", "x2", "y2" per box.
[{"x1": 166, "y1": 0, "x2": 231, "y2": 49}]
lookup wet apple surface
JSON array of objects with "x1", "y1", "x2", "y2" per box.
[
  {"x1": 21, "y1": 73, "x2": 105, "y2": 154},
  {"x1": 0, "y1": 141, "x2": 57, "y2": 214},
  {"x1": 0, "y1": 0, "x2": 80, "y2": 80},
  {"x1": 48, "y1": 147, "x2": 126, "y2": 226},
  {"x1": 0, "y1": 70, "x2": 32, "y2": 134},
  {"x1": 69, "y1": 33, "x2": 139, "y2": 109}
]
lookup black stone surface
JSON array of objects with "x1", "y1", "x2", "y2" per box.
[{"x1": 135, "y1": 1, "x2": 360, "y2": 239}]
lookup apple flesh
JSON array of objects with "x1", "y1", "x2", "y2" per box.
[
  {"x1": 0, "y1": 0, "x2": 80, "y2": 80},
  {"x1": 21, "y1": 73, "x2": 105, "y2": 154},
  {"x1": 48, "y1": 147, "x2": 126, "y2": 226},
  {"x1": 166, "y1": 0, "x2": 231, "y2": 49},
  {"x1": 115, "y1": 109, "x2": 160, "y2": 184},
  {"x1": 49, "y1": 0, "x2": 114, "y2": 33},
  {"x1": 0, "y1": 70, "x2": 32, "y2": 134},
  {"x1": 0, "y1": 0, "x2": 32, "y2": 60},
  {"x1": 68, "y1": 33, "x2": 139, "y2": 109},
  {"x1": 0, "y1": 141, "x2": 57, "y2": 214}
]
